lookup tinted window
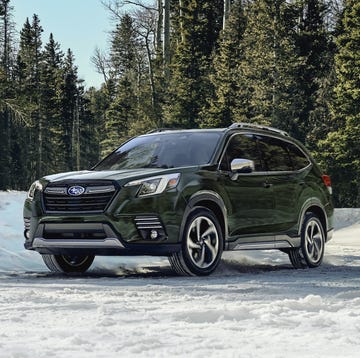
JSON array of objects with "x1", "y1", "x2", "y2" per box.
[
  {"x1": 220, "y1": 134, "x2": 263, "y2": 171},
  {"x1": 287, "y1": 143, "x2": 310, "y2": 170},
  {"x1": 94, "y1": 132, "x2": 221, "y2": 170},
  {"x1": 257, "y1": 136, "x2": 293, "y2": 172}
]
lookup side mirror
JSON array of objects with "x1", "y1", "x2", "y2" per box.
[{"x1": 230, "y1": 158, "x2": 255, "y2": 180}]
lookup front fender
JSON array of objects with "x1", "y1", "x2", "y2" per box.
[{"x1": 179, "y1": 190, "x2": 228, "y2": 248}]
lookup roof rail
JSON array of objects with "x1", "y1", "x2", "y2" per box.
[
  {"x1": 228, "y1": 122, "x2": 289, "y2": 136},
  {"x1": 146, "y1": 128, "x2": 174, "y2": 134}
]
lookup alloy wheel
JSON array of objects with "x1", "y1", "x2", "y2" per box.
[
  {"x1": 186, "y1": 216, "x2": 219, "y2": 269},
  {"x1": 303, "y1": 219, "x2": 324, "y2": 265}
]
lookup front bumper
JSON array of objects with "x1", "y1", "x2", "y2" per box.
[
  {"x1": 24, "y1": 184, "x2": 187, "y2": 256},
  {"x1": 24, "y1": 221, "x2": 181, "y2": 256},
  {"x1": 26, "y1": 238, "x2": 181, "y2": 256}
]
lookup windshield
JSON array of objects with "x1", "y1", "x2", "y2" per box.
[{"x1": 94, "y1": 132, "x2": 222, "y2": 171}]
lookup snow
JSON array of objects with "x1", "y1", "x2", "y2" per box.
[{"x1": 0, "y1": 191, "x2": 359, "y2": 357}]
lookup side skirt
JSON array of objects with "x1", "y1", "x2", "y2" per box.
[{"x1": 227, "y1": 234, "x2": 301, "y2": 251}]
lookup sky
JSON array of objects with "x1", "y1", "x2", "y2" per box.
[{"x1": 11, "y1": 0, "x2": 112, "y2": 88}]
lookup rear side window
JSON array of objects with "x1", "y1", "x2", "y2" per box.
[
  {"x1": 287, "y1": 143, "x2": 310, "y2": 170},
  {"x1": 257, "y1": 136, "x2": 293, "y2": 171}
]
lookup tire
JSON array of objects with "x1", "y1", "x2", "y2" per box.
[
  {"x1": 169, "y1": 207, "x2": 224, "y2": 276},
  {"x1": 288, "y1": 212, "x2": 325, "y2": 269},
  {"x1": 42, "y1": 254, "x2": 95, "y2": 274}
]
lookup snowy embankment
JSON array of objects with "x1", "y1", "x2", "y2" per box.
[{"x1": 0, "y1": 191, "x2": 359, "y2": 357}]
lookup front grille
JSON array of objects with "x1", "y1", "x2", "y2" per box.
[
  {"x1": 43, "y1": 182, "x2": 117, "y2": 213},
  {"x1": 43, "y1": 223, "x2": 107, "y2": 239}
]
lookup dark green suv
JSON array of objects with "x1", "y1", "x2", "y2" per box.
[{"x1": 23, "y1": 123, "x2": 334, "y2": 276}]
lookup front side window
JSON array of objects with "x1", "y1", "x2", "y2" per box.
[
  {"x1": 94, "y1": 132, "x2": 222, "y2": 170},
  {"x1": 220, "y1": 134, "x2": 263, "y2": 171}
]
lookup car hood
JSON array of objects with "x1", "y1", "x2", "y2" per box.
[{"x1": 43, "y1": 168, "x2": 183, "y2": 185}]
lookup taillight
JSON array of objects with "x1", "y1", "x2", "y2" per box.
[{"x1": 322, "y1": 175, "x2": 332, "y2": 195}]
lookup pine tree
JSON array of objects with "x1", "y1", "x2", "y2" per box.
[
  {"x1": 110, "y1": 13, "x2": 140, "y2": 80},
  {"x1": 164, "y1": 0, "x2": 223, "y2": 128},
  {"x1": 101, "y1": 77, "x2": 137, "y2": 156},
  {"x1": 39, "y1": 33, "x2": 63, "y2": 173},
  {"x1": 78, "y1": 86, "x2": 102, "y2": 169},
  {"x1": 319, "y1": 0, "x2": 360, "y2": 207},
  {"x1": 59, "y1": 49, "x2": 79, "y2": 171},
  {"x1": 294, "y1": 0, "x2": 334, "y2": 146},
  {"x1": 17, "y1": 15, "x2": 44, "y2": 182},
  {"x1": 202, "y1": 0, "x2": 247, "y2": 128},
  {"x1": 236, "y1": 0, "x2": 299, "y2": 132},
  {"x1": 86, "y1": 84, "x2": 113, "y2": 160},
  {"x1": 100, "y1": 14, "x2": 145, "y2": 154}
]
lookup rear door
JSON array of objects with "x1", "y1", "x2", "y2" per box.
[{"x1": 256, "y1": 135, "x2": 310, "y2": 233}]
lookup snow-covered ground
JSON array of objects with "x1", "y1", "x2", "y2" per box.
[{"x1": 0, "y1": 191, "x2": 359, "y2": 357}]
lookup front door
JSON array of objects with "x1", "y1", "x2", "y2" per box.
[{"x1": 218, "y1": 133, "x2": 276, "y2": 239}]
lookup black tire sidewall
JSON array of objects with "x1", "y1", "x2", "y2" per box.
[
  {"x1": 54, "y1": 255, "x2": 95, "y2": 273},
  {"x1": 181, "y1": 207, "x2": 224, "y2": 276}
]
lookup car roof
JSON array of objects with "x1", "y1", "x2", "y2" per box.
[{"x1": 143, "y1": 122, "x2": 289, "y2": 138}]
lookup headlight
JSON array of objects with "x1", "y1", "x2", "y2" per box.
[
  {"x1": 27, "y1": 180, "x2": 43, "y2": 200},
  {"x1": 125, "y1": 173, "x2": 180, "y2": 197}
]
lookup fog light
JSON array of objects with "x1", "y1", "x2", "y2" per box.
[{"x1": 150, "y1": 230, "x2": 158, "y2": 240}]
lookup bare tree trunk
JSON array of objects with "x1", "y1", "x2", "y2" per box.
[
  {"x1": 35, "y1": 41, "x2": 43, "y2": 178},
  {"x1": 179, "y1": 0, "x2": 184, "y2": 43},
  {"x1": 91, "y1": 47, "x2": 109, "y2": 83},
  {"x1": 223, "y1": 0, "x2": 231, "y2": 30},
  {"x1": 75, "y1": 95, "x2": 80, "y2": 171},
  {"x1": 1, "y1": 0, "x2": 12, "y2": 188},
  {"x1": 38, "y1": 108, "x2": 43, "y2": 177},
  {"x1": 156, "y1": 0, "x2": 163, "y2": 55},
  {"x1": 163, "y1": 0, "x2": 170, "y2": 78},
  {"x1": 145, "y1": 33, "x2": 156, "y2": 112},
  {"x1": 2, "y1": 0, "x2": 9, "y2": 75},
  {"x1": 71, "y1": 110, "x2": 75, "y2": 170},
  {"x1": 72, "y1": 97, "x2": 81, "y2": 171}
]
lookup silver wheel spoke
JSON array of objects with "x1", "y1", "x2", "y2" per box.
[
  {"x1": 310, "y1": 222, "x2": 315, "y2": 240},
  {"x1": 306, "y1": 232, "x2": 312, "y2": 245},
  {"x1": 313, "y1": 233, "x2": 321, "y2": 240},
  {"x1": 201, "y1": 226, "x2": 215, "y2": 239},
  {"x1": 196, "y1": 218, "x2": 201, "y2": 241},
  {"x1": 188, "y1": 240, "x2": 201, "y2": 250}
]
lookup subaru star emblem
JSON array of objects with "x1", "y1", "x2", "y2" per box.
[{"x1": 67, "y1": 185, "x2": 85, "y2": 196}]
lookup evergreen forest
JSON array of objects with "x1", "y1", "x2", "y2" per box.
[{"x1": 0, "y1": 0, "x2": 359, "y2": 207}]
